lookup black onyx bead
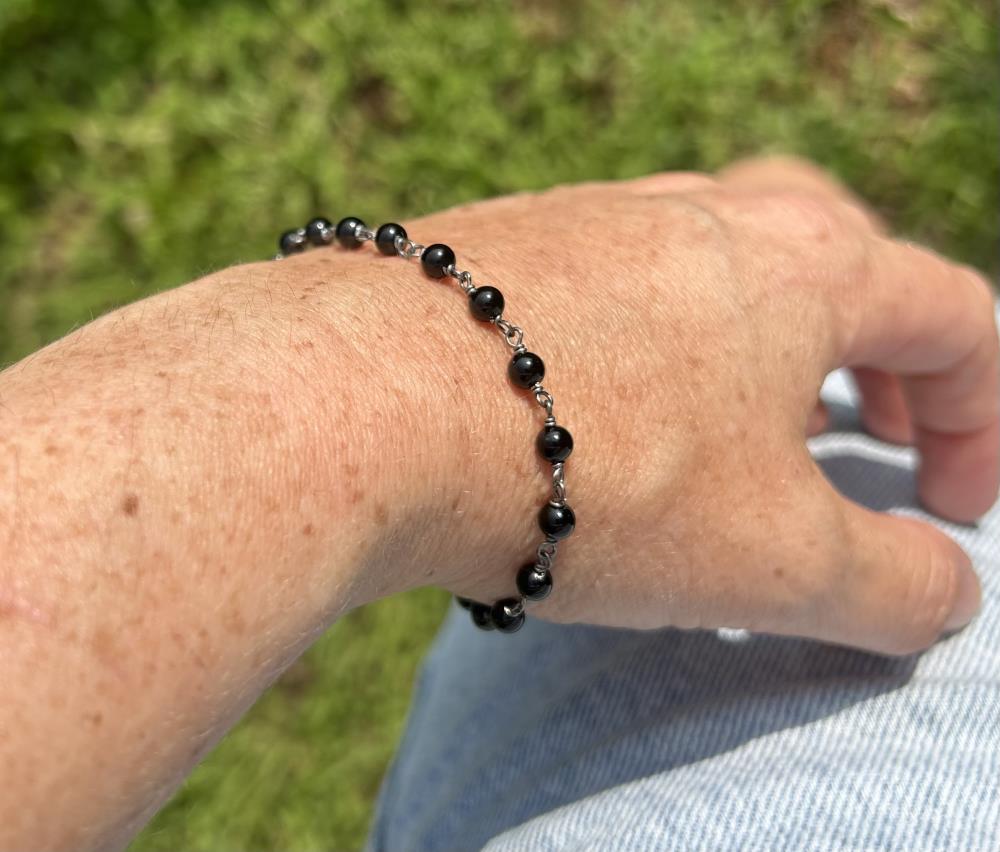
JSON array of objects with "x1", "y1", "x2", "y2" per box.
[
  {"x1": 539, "y1": 502, "x2": 576, "y2": 540},
  {"x1": 509, "y1": 352, "x2": 545, "y2": 388},
  {"x1": 470, "y1": 602, "x2": 495, "y2": 630},
  {"x1": 421, "y1": 243, "x2": 456, "y2": 278},
  {"x1": 516, "y1": 563, "x2": 553, "y2": 601},
  {"x1": 305, "y1": 217, "x2": 334, "y2": 246},
  {"x1": 335, "y1": 216, "x2": 366, "y2": 248},
  {"x1": 469, "y1": 286, "x2": 505, "y2": 321},
  {"x1": 279, "y1": 229, "x2": 307, "y2": 255},
  {"x1": 491, "y1": 598, "x2": 526, "y2": 633},
  {"x1": 375, "y1": 222, "x2": 407, "y2": 256},
  {"x1": 455, "y1": 596, "x2": 474, "y2": 610},
  {"x1": 537, "y1": 425, "x2": 574, "y2": 463}
]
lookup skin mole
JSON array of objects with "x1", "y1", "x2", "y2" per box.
[{"x1": 121, "y1": 493, "x2": 140, "y2": 517}]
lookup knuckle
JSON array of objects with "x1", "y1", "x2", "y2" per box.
[
  {"x1": 767, "y1": 189, "x2": 839, "y2": 235},
  {"x1": 964, "y1": 268, "x2": 997, "y2": 332},
  {"x1": 887, "y1": 535, "x2": 958, "y2": 655},
  {"x1": 634, "y1": 171, "x2": 720, "y2": 196}
]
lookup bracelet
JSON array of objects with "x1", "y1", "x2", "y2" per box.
[{"x1": 273, "y1": 216, "x2": 576, "y2": 634}]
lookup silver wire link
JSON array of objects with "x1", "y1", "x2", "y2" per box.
[
  {"x1": 493, "y1": 317, "x2": 525, "y2": 350},
  {"x1": 394, "y1": 234, "x2": 425, "y2": 259},
  {"x1": 551, "y1": 462, "x2": 566, "y2": 506},
  {"x1": 505, "y1": 598, "x2": 526, "y2": 618},
  {"x1": 532, "y1": 383, "x2": 554, "y2": 416},
  {"x1": 354, "y1": 225, "x2": 375, "y2": 242},
  {"x1": 536, "y1": 536, "x2": 559, "y2": 570},
  {"x1": 445, "y1": 265, "x2": 477, "y2": 295}
]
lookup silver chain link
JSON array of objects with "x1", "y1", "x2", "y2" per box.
[
  {"x1": 445, "y1": 264, "x2": 477, "y2": 294},
  {"x1": 394, "y1": 234, "x2": 424, "y2": 259},
  {"x1": 493, "y1": 317, "x2": 525, "y2": 350},
  {"x1": 532, "y1": 382, "x2": 555, "y2": 416},
  {"x1": 551, "y1": 462, "x2": 566, "y2": 506},
  {"x1": 536, "y1": 536, "x2": 559, "y2": 570},
  {"x1": 505, "y1": 598, "x2": 526, "y2": 618}
]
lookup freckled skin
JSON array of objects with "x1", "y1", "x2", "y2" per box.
[
  {"x1": 0, "y1": 161, "x2": 995, "y2": 851},
  {"x1": 0, "y1": 257, "x2": 397, "y2": 850}
]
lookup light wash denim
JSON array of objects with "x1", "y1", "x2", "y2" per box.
[{"x1": 367, "y1": 367, "x2": 1000, "y2": 851}]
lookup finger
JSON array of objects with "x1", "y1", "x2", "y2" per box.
[
  {"x1": 805, "y1": 400, "x2": 829, "y2": 437},
  {"x1": 843, "y1": 239, "x2": 1000, "y2": 522},
  {"x1": 851, "y1": 367, "x2": 914, "y2": 445},
  {"x1": 718, "y1": 154, "x2": 886, "y2": 233},
  {"x1": 828, "y1": 499, "x2": 980, "y2": 655}
]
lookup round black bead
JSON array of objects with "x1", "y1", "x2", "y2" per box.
[
  {"x1": 509, "y1": 352, "x2": 545, "y2": 388},
  {"x1": 375, "y1": 222, "x2": 407, "y2": 256},
  {"x1": 516, "y1": 563, "x2": 553, "y2": 601},
  {"x1": 491, "y1": 598, "x2": 526, "y2": 633},
  {"x1": 537, "y1": 425, "x2": 574, "y2": 462},
  {"x1": 335, "y1": 216, "x2": 366, "y2": 248},
  {"x1": 470, "y1": 602, "x2": 495, "y2": 630},
  {"x1": 305, "y1": 217, "x2": 334, "y2": 246},
  {"x1": 421, "y1": 243, "x2": 456, "y2": 278},
  {"x1": 455, "y1": 596, "x2": 474, "y2": 610},
  {"x1": 539, "y1": 502, "x2": 575, "y2": 540},
  {"x1": 279, "y1": 229, "x2": 307, "y2": 255},
  {"x1": 469, "y1": 286, "x2": 505, "y2": 321}
]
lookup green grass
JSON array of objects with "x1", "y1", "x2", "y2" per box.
[{"x1": 0, "y1": 0, "x2": 996, "y2": 848}]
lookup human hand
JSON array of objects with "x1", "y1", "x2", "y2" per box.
[
  {"x1": 317, "y1": 157, "x2": 997, "y2": 655},
  {"x1": 2, "y1": 157, "x2": 994, "y2": 849}
]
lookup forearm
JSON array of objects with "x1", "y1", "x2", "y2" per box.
[{"x1": 0, "y1": 254, "x2": 485, "y2": 850}]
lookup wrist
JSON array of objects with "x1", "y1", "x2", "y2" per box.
[
  {"x1": 267, "y1": 230, "x2": 592, "y2": 613},
  {"x1": 263, "y1": 247, "x2": 533, "y2": 606}
]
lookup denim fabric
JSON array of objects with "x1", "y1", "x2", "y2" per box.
[{"x1": 367, "y1": 368, "x2": 1000, "y2": 851}]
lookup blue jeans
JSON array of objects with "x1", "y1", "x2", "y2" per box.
[{"x1": 368, "y1": 369, "x2": 1000, "y2": 851}]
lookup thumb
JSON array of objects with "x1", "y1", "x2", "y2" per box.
[{"x1": 827, "y1": 501, "x2": 980, "y2": 655}]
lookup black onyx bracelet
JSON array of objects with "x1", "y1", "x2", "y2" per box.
[{"x1": 274, "y1": 216, "x2": 575, "y2": 634}]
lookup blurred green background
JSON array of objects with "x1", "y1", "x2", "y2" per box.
[{"x1": 0, "y1": 0, "x2": 996, "y2": 848}]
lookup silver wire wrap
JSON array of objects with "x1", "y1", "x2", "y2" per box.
[
  {"x1": 550, "y1": 462, "x2": 566, "y2": 507},
  {"x1": 445, "y1": 264, "x2": 477, "y2": 295},
  {"x1": 493, "y1": 317, "x2": 525, "y2": 351},
  {"x1": 536, "y1": 536, "x2": 559, "y2": 570},
  {"x1": 394, "y1": 234, "x2": 424, "y2": 258},
  {"x1": 504, "y1": 599, "x2": 526, "y2": 618}
]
